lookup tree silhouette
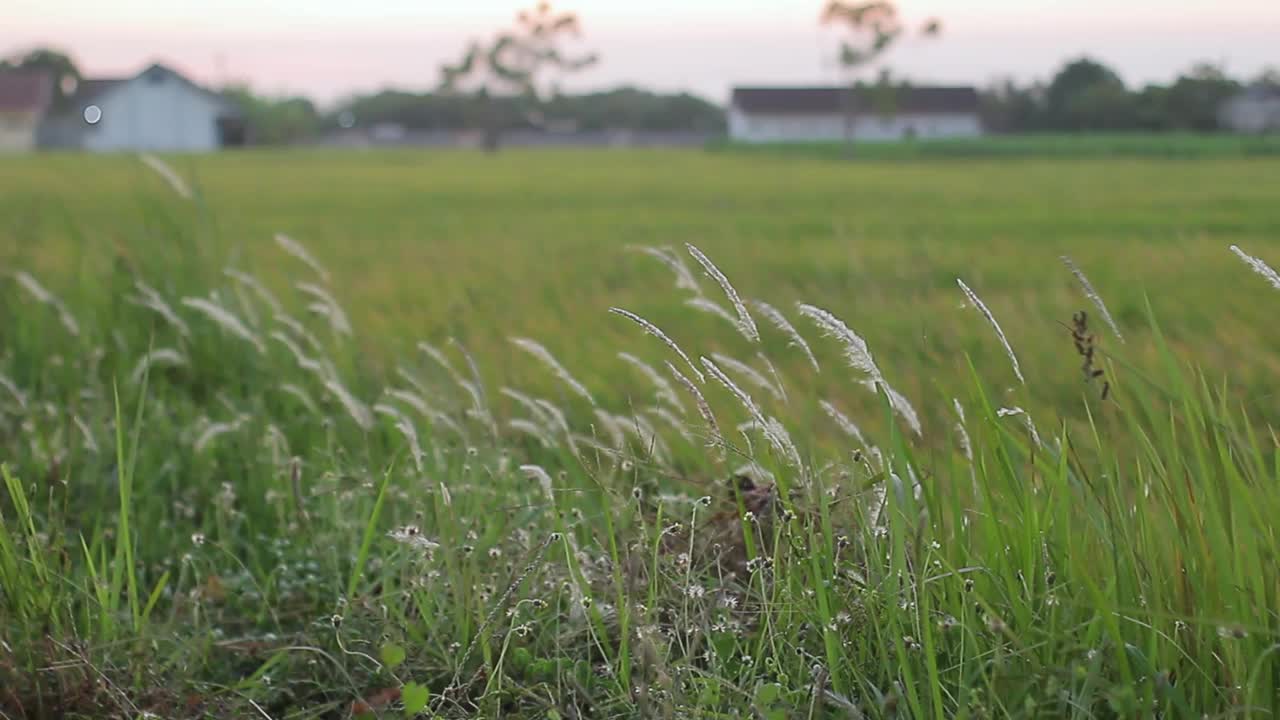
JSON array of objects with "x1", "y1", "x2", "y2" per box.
[
  {"x1": 820, "y1": 1, "x2": 940, "y2": 148},
  {"x1": 439, "y1": 2, "x2": 598, "y2": 151},
  {"x1": 1, "y1": 47, "x2": 82, "y2": 107}
]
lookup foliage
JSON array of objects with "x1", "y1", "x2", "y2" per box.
[
  {"x1": 980, "y1": 56, "x2": 1270, "y2": 134},
  {"x1": 2, "y1": 150, "x2": 1280, "y2": 717},
  {"x1": 0, "y1": 46, "x2": 82, "y2": 107},
  {"x1": 220, "y1": 85, "x2": 322, "y2": 145},
  {"x1": 325, "y1": 86, "x2": 726, "y2": 135},
  {"x1": 438, "y1": 2, "x2": 599, "y2": 150}
]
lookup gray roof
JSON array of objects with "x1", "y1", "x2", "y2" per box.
[
  {"x1": 732, "y1": 86, "x2": 979, "y2": 115},
  {"x1": 68, "y1": 63, "x2": 239, "y2": 117}
]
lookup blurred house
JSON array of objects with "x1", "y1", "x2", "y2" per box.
[
  {"x1": 1219, "y1": 85, "x2": 1280, "y2": 134},
  {"x1": 40, "y1": 63, "x2": 244, "y2": 152},
  {"x1": 0, "y1": 69, "x2": 54, "y2": 152},
  {"x1": 728, "y1": 86, "x2": 982, "y2": 143}
]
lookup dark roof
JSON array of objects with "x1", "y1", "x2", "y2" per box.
[
  {"x1": 0, "y1": 69, "x2": 54, "y2": 113},
  {"x1": 66, "y1": 64, "x2": 240, "y2": 116},
  {"x1": 731, "y1": 86, "x2": 979, "y2": 115},
  {"x1": 73, "y1": 78, "x2": 127, "y2": 103}
]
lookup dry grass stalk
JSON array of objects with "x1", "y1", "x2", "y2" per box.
[
  {"x1": 510, "y1": 337, "x2": 595, "y2": 405},
  {"x1": 686, "y1": 243, "x2": 759, "y2": 342},
  {"x1": 610, "y1": 308, "x2": 705, "y2": 383},
  {"x1": 956, "y1": 278, "x2": 1025, "y2": 385},
  {"x1": 751, "y1": 299, "x2": 820, "y2": 372},
  {"x1": 1229, "y1": 244, "x2": 1280, "y2": 290},
  {"x1": 1060, "y1": 256, "x2": 1124, "y2": 342},
  {"x1": 274, "y1": 232, "x2": 330, "y2": 282}
]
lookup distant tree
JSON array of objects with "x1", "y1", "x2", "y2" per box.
[
  {"x1": 1044, "y1": 57, "x2": 1135, "y2": 130},
  {"x1": 221, "y1": 85, "x2": 321, "y2": 145},
  {"x1": 820, "y1": 1, "x2": 941, "y2": 148},
  {"x1": 979, "y1": 78, "x2": 1046, "y2": 133},
  {"x1": 1160, "y1": 63, "x2": 1240, "y2": 132},
  {"x1": 438, "y1": 2, "x2": 598, "y2": 151},
  {"x1": 1, "y1": 47, "x2": 81, "y2": 106}
]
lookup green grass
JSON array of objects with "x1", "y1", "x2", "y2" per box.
[
  {"x1": 1, "y1": 148, "x2": 1279, "y2": 718},
  {"x1": 714, "y1": 132, "x2": 1280, "y2": 159}
]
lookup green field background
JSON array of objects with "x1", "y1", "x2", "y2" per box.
[{"x1": 4, "y1": 149, "x2": 1278, "y2": 438}]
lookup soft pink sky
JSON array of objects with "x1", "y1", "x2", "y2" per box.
[{"x1": 7, "y1": 0, "x2": 1280, "y2": 104}]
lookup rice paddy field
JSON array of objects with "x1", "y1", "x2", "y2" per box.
[{"x1": 2, "y1": 146, "x2": 1279, "y2": 718}]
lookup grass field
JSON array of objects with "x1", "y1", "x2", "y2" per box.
[{"x1": 2, "y1": 147, "x2": 1279, "y2": 717}]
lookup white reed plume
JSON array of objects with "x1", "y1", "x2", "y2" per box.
[
  {"x1": 511, "y1": 337, "x2": 594, "y2": 405},
  {"x1": 799, "y1": 303, "x2": 922, "y2": 436},
  {"x1": 998, "y1": 406, "x2": 1044, "y2": 449},
  {"x1": 270, "y1": 331, "x2": 330, "y2": 379},
  {"x1": 13, "y1": 271, "x2": 53, "y2": 304},
  {"x1": 501, "y1": 387, "x2": 555, "y2": 427},
  {"x1": 628, "y1": 245, "x2": 703, "y2": 294},
  {"x1": 509, "y1": 418, "x2": 556, "y2": 448},
  {"x1": 614, "y1": 411, "x2": 671, "y2": 464},
  {"x1": 617, "y1": 352, "x2": 684, "y2": 412},
  {"x1": 14, "y1": 271, "x2": 80, "y2": 337},
  {"x1": 129, "y1": 348, "x2": 187, "y2": 384},
  {"x1": 1229, "y1": 245, "x2": 1280, "y2": 291},
  {"x1": 130, "y1": 280, "x2": 190, "y2": 336},
  {"x1": 701, "y1": 356, "x2": 801, "y2": 467},
  {"x1": 418, "y1": 341, "x2": 463, "y2": 383},
  {"x1": 819, "y1": 399, "x2": 868, "y2": 447},
  {"x1": 711, "y1": 352, "x2": 783, "y2": 401},
  {"x1": 533, "y1": 398, "x2": 573, "y2": 439},
  {"x1": 450, "y1": 339, "x2": 498, "y2": 437},
  {"x1": 139, "y1": 153, "x2": 193, "y2": 199},
  {"x1": 374, "y1": 403, "x2": 425, "y2": 471},
  {"x1": 1060, "y1": 256, "x2": 1124, "y2": 342},
  {"x1": 766, "y1": 416, "x2": 804, "y2": 470},
  {"x1": 194, "y1": 415, "x2": 249, "y2": 453},
  {"x1": 592, "y1": 409, "x2": 626, "y2": 450},
  {"x1": 273, "y1": 312, "x2": 324, "y2": 352},
  {"x1": 859, "y1": 380, "x2": 924, "y2": 438},
  {"x1": 646, "y1": 405, "x2": 694, "y2": 443},
  {"x1": 953, "y1": 398, "x2": 973, "y2": 462},
  {"x1": 73, "y1": 414, "x2": 99, "y2": 453},
  {"x1": 423, "y1": 409, "x2": 464, "y2": 437},
  {"x1": 609, "y1": 307, "x2": 704, "y2": 383},
  {"x1": 182, "y1": 297, "x2": 265, "y2": 353},
  {"x1": 520, "y1": 464, "x2": 557, "y2": 504},
  {"x1": 297, "y1": 282, "x2": 352, "y2": 336},
  {"x1": 956, "y1": 278, "x2": 1025, "y2": 385},
  {"x1": 796, "y1": 304, "x2": 881, "y2": 377},
  {"x1": 385, "y1": 388, "x2": 434, "y2": 418},
  {"x1": 278, "y1": 383, "x2": 320, "y2": 415},
  {"x1": 666, "y1": 361, "x2": 723, "y2": 452},
  {"x1": 684, "y1": 297, "x2": 742, "y2": 333},
  {"x1": 274, "y1": 233, "x2": 330, "y2": 282},
  {"x1": 324, "y1": 378, "x2": 373, "y2": 430},
  {"x1": 224, "y1": 269, "x2": 284, "y2": 316},
  {"x1": 395, "y1": 366, "x2": 430, "y2": 396},
  {"x1": 455, "y1": 381, "x2": 497, "y2": 439},
  {"x1": 686, "y1": 243, "x2": 759, "y2": 342},
  {"x1": 0, "y1": 372, "x2": 28, "y2": 409},
  {"x1": 751, "y1": 299, "x2": 820, "y2": 372}
]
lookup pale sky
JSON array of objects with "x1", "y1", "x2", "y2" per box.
[{"x1": 7, "y1": 0, "x2": 1280, "y2": 105}]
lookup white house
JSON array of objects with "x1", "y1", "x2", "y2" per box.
[
  {"x1": 1219, "y1": 85, "x2": 1280, "y2": 134},
  {"x1": 50, "y1": 63, "x2": 243, "y2": 152},
  {"x1": 728, "y1": 86, "x2": 982, "y2": 143}
]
